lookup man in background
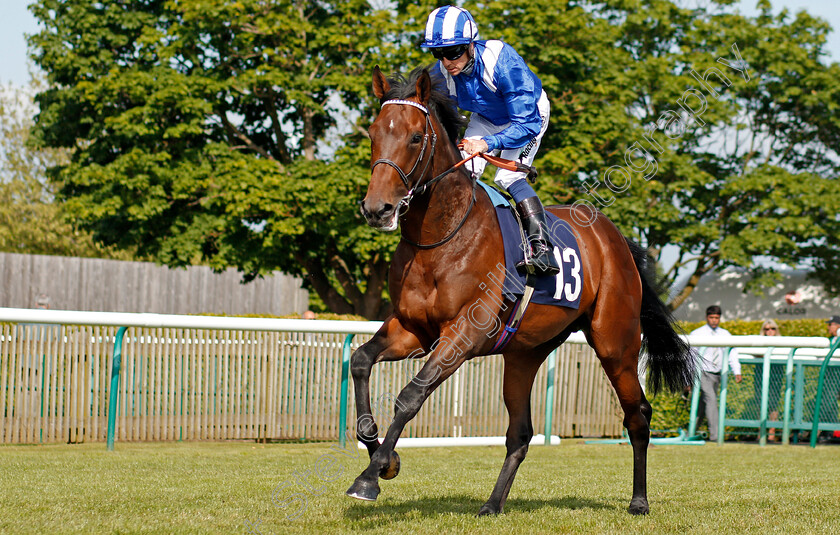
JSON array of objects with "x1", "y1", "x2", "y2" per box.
[{"x1": 690, "y1": 305, "x2": 742, "y2": 442}]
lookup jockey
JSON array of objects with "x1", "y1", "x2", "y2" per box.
[{"x1": 422, "y1": 5, "x2": 560, "y2": 276}]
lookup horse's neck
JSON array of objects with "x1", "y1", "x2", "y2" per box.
[{"x1": 403, "y1": 144, "x2": 474, "y2": 231}]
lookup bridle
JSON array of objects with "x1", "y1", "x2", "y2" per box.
[
  {"x1": 371, "y1": 99, "x2": 476, "y2": 249},
  {"x1": 371, "y1": 100, "x2": 437, "y2": 201}
]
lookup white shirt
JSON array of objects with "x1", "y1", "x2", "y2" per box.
[{"x1": 690, "y1": 324, "x2": 742, "y2": 375}]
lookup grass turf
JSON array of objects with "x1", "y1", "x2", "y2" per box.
[{"x1": 1, "y1": 439, "x2": 838, "y2": 534}]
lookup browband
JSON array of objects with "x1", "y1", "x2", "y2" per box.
[{"x1": 382, "y1": 99, "x2": 429, "y2": 114}]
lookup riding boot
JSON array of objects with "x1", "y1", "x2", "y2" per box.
[{"x1": 514, "y1": 196, "x2": 561, "y2": 276}]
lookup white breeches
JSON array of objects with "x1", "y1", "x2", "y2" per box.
[{"x1": 461, "y1": 90, "x2": 550, "y2": 189}]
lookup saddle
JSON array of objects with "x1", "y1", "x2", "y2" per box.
[{"x1": 477, "y1": 181, "x2": 584, "y2": 352}]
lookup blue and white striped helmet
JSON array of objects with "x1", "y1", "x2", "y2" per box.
[{"x1": 421, "y1": 5, "x2": 479, "y2": 48}]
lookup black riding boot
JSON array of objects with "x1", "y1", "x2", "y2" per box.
[{"x1": 514, "y1": 196, "x2": 561, "y2": 276}]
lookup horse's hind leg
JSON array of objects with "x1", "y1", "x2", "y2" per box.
[
  {"x1": 589, "y1": 329, "x2": 650, "y2": 515},
  {"x1": 617, "y1": 365, "x2": 652, "y2": 516},
  {"x1": 479, "y1": 350, "x2": 547, "y2": 516}
]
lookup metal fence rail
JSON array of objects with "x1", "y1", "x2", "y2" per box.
[
  {"x1": 694, "y1": 343, "x2": 840, "y2": 446},
  {"x1": 5, "y1": 308, "x2": 834, "y2": 449},
  {"x1": 0, "y1": 308, "x2": 623, "y2": 448}
]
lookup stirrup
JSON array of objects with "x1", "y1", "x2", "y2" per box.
[{"x1": 515, "y1": 242, "x2": 560, "y2": 276}]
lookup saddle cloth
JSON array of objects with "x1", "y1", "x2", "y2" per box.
[{"x1": 477, "y1": 181, "x2": 583, "y2": 309}]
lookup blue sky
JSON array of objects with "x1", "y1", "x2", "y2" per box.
[
  {"x1": 2, "y1": 1, "x2": 840, "y2": 86},
  {"x1": 0, "y1": 2, "x2": 41, "y2": 86}
]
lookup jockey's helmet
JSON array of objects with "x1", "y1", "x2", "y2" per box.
[{"x1": 421, "y1": 5, "x2": 479, "y2": 49}]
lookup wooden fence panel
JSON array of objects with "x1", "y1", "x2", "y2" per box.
[
  {"x1": 0, "y1": 252, "x2": 307, "y2": 316},
  {"x1": 0, "y1": 325, "x2": 622, "y2": 444}
]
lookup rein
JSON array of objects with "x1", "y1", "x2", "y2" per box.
[
  {"x1": 399, "y1": 151, "x2": 482, "y2": 249},
  {"x1": 371, "y1": 98, "x2": 536, "y2": 249},
  {"x1": 371, "y1": 99, "x2": 472, "y2": 249}
]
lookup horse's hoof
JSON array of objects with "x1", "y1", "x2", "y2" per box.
[
  {"x1": 346, "y1": 478, "x2": 380, "y2": 501},
  {"x1": 628, "y1": 498, "x2": 649, "y2": 515},
  {"x1": 477, "y1": 503, "x2": 501, "y2": 516},
  {"x1": 378, "y1": 451, "x2": 400, "y2": 480}
]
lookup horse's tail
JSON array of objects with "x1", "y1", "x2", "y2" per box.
[{"x1": 625, "y1": 238, "x2": 696, "y2": 395}]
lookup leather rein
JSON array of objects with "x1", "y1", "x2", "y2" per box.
[
  {"x1": 371, "y1": 99, "x2": 538, "y2": 249},
  {"x1": 371, "y1": 99, "x2": 476, "y2": 249}
]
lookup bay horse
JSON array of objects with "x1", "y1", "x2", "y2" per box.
[{"x1": 348, "y1": 65, "x2": 694, "y2": 515}]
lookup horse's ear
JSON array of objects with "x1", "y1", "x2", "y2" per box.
[
  {"x1": 372, "y1": 66, "x2": 390, "y2": 100},
  {"x1": 416, "y1": 69, "x2": 432, "y2": 106}
]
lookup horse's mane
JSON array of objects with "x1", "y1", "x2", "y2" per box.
[{"x1": 380, "y1": 66, "x2": 465, "y2": 147}]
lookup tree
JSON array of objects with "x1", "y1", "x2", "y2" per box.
[
  {"x1": 475, "y1": 0, "x2": 840, "y2": 309},
  {"x1": 29, "y1": 0, "x2": 840, "y2": 317},
  {"x1": 0, "y1": 78, "x2": 130, "y2": 258},
  {"x1": 28, "y1": 0, "x2": 423, "y2": 318},
  {"x1": 610, "y1": 0, "x2": 840, "y2": 309}
]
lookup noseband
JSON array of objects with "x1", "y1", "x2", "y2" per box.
[{"x1": 371, "y1": 99, "x2": 476, "y2": 249}]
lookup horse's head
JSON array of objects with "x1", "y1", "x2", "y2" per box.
[{"x1": 361, "y1": 66, "x2": 438, "y2": 231}]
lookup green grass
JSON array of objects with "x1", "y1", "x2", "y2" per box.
[{"x1": 1, "y1": 440, "x2": 838, "y2": 534}]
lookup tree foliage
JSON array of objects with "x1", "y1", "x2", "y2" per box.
[
  {"x1": 28, "y1": 0, "x2": 840, "y2": 318},
  {"x1": 481, "y1": 0, "x2": 840, "y2": 309},
  {"x1": 29, "y1": 0, "x2": 416, "y2": 318},
  {"x1": 0, "y1": 79, "x2": 130, "y2": 258}
]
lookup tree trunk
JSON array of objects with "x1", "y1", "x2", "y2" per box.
[
  {"x1": 667, "y1": 260, "x2": 715, "y2": 312},
  {"x1": 302, "y1": 107, "x2": 316, "y2": 162},
  {"x1": 299, "y1": 254, "x2": 391, "y2": 320}
]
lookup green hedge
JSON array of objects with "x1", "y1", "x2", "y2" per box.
[
  {"x1": 678, "y1": 318, "x2": 832, "y2": 338},
  {"x1": 649, "y1": 318, "x2": 834, "y2": 436}
]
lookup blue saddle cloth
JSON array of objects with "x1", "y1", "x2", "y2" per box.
[{"x1": 477, "y1": 181, "x2": 583, "y2": 309}]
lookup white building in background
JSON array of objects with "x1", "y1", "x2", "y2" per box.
[{"x1": 672, "y1": 267, "x2": 840, "y2": 322}]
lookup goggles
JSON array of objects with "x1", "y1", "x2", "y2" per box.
[{"x1": 431, "y1": 45, "x2": 469, "y2": 61}]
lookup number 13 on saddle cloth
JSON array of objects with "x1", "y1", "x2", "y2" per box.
[{"x1": 478, "y1": 181, "x2": 583, "y2": 309}]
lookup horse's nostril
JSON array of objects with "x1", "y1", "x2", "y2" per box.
[{"x1": 360, "y1": 200, "x2": 393, "y2": 221}]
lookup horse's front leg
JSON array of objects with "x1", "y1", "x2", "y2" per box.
[
  {"x1": 351, "y1": 318, "x2": 423, "y2": 466},
  {"x1": 346, "y1": 342, "x2": 470, "y2": 501}
]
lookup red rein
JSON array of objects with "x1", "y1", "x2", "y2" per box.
[{"x1": 456, "y1": 142, "x2": 538, "y2": 181}]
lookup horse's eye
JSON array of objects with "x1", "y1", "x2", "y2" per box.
[{"x1": 410, "y1": 133, "x2": 423, "y2": 145}]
